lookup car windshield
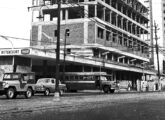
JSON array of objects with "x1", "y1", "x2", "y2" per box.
[
  {"x1": 3, "y1": 73, "x2": 20, "y2": 81},
  {"x1": 37, "y1": 78, "x2": 50, "y2": 84}
]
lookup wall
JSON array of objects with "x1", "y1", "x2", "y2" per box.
[{"x1": 31, "y1": 23, "x2": 85, "y2": 46}]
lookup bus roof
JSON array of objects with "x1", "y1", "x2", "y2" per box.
[{"x1": 62, "y1": 72, "x2": 111, "y2": 76}]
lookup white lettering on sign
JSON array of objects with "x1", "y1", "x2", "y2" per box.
[{"x1": 0, "y1": 50, "x2": 20, "y2": 55}]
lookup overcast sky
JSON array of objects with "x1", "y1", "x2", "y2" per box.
[
  {"x1": 0, "y1": 0, "x2": 162, "y2": 48},
  {"x1": 0, "y1": 0, "x2": 31, "y2": 48}
]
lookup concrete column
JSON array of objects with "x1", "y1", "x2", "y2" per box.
[
  {"x1": 127, "y1": 59, "x2": 130, "y2": 64},
  {"x1": 121, "y1": 5, "x2": 123, "y2": 13},
  {"x1": 110, "y1": 11, "x2": 112, "y2": 24},
  {"x1": 65, "y1": 9, "x2": 68, "y2": 20},
  {"x1": 38, "y1": 25, "x2": 42, "y2": 45},
  {"x1": 135, "y1": 15, "x2": 137, "y2": 22},
  {"x1": 126, "y1": 20, "x2": 129, "y2": 31},
  {"x1": 105, "y1": 54, "x2": 108, "y2": 60},
  {"x1": 103, "y1": 7, "x2": 106, "y2": 21},
  {"x1": 60, "y1": 10, "x2": 63, "y2": 21},
  {"x1": 116, "y1": 1, "x2": 118, "y2": 9},
  {"x1": 110, "y1": 0, "x2": 112, "y2": 6},
  {"x1": 95, "y1": 5, "x2": 97, "y2": 17},
  {"x1": 123, "y1": 58, "x2": 125, "y2": 64},
  {"x1": 116, "y1": 32, "x2": 119, "y2": 44},
  {"x1": 135, "y1": 25, "x2": 137, "y2": 36},
  {"x1": 111, "y1": 54, "x2": 114, "y2": 61},
  {"x1": 110, "y1": 30, "x2": 113, "y2": 43},
  {"x1": 13, "y1": 56, "x2": 16, "y2": 72},
  {"x1": 116, "y1": 14, "x2": 118, "y2": 27},
  {"x1": 39, "y1": 11, "x2": 43, "y2": 22},
  {"x1": 126, "y1": 9, "x2": 128, "y2": 16},
  {"x1": 142, "y1": 29, "x2": 145, "y2": 41},
  {"x1": 84, "y1": 5, "x2": 88, "y2": 44},
  {"x1": 122, "y1": 33, "x2": 124, "y2": 46},
  {"x1": 132, "y1": 23, "x2": 134, "y2": 34},
  {"x1": 121, "y1": 17, "x2": 123, "y2": 29}
]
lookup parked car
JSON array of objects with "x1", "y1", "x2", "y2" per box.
[
  {"x1": 0, "y1": 72, "x2": 35, "y2": 99},
  {"x1": 35, "y1": 78, "x2": 66, "y2": 96}
]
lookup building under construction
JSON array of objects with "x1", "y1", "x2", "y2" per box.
[
  {"x1": 29, "y1": 0, "x2": 156, "y2": 89},
  {"x1": 0, "y1": 0, "x2": 157, "y2": 91}
]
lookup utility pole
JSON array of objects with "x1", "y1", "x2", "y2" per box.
[
  {"x1": 149, "y1": 0, "x2": 154, "y2": 65},
  {"x1": 154, "y1": 22, "x2": 160, "y2": 89},
  {"x1": 54, "y1": 0, "x2": 61, "y2": 100}
]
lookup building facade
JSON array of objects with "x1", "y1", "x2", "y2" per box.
[{"x1": 28, "y1": 0, "x2": 157, "y2": 90}]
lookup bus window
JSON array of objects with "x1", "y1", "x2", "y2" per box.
[
  {"x1": 75, "y1": 75, "x2": 78, "y2": 80},
  {"x1": 107, "y1": 76, "x2": 112, "y2": 81},
  {"x1": 65, "y1": 76, "x2": 69, "y2": 81},
  {"x1": 70, "y1": 76, "x2": 74, "y2": 81},
  {"x1": 80, "y1": 76, "x2": 83, "y2": 80}
]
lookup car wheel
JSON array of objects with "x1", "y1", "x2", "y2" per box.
[
  {"x1": 44, "y1": 89, "x2": 50, "y2": 96},
  {"x1": 25, "y1": 88, "x2": 32, "y2": 99},
  {"x1": 6, "y1": 88, "x2": 15, "y2": 99},
  {"x1": 110, "y1": 89, "x2": 115, "y2": 93},
  {"x1": 103, "y1": 86, "x2": 109, "y2": 93}
]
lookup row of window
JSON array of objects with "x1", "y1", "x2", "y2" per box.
[{"x1": 97, "y1": 26, "x2": 149, "y2": 54}]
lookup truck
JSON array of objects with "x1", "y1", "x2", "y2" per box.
[{"x1": 0, "y1": 72, "x2": 36, "y2": 99}]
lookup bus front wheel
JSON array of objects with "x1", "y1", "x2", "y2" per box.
[
  {"x1": 103, "y1": 86, "x2": 110, "y2": 93},
  {"x1": 110, "y1": 89, "x2": 115, "y2": 93}
]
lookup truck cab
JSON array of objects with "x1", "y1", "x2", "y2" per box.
[
  {"x1": 0, "y1": 72, "x2": 35, "y2": 99},
  {"x1": 95, "y1": 75, "x2": 117, "y2": 93}
]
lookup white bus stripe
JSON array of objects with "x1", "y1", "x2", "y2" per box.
[{"x1": 65, "y1": 81, "x2": 95, "y2": 83}]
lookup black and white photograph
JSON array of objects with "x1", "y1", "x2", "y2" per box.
[{"x1": 0, "y1": 0, "x2": 165, "y2": 120}]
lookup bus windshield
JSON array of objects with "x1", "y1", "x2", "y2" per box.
[{"x1": 100, "y1": 76, "x2": 107, "y2": 81}]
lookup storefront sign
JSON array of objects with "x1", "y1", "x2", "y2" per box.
[
  {"x1": 0, "y1": 49, "x2": 20, "y2": 55},
  {"x1": 21, "y1": 49, "x2": 30, "y2": 54}
]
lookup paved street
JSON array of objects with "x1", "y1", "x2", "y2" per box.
[{"x1": 0, "y1": 91, "x2": 165, "y2": 120}]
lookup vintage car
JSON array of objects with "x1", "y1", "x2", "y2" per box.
[
  {"x1": 35, "y1": 78, "x2": 67, "y2": 96},
  {"x1": 0, "y1": 72, "x2": 36, "y2": 99}
]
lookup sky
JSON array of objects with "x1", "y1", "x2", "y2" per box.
[
  {"x1": 0, "y1": 0, "x2": 31, "y2": 48},
  {"x1": 0, "y1": 0, "x2": 162, "y2": 48}
]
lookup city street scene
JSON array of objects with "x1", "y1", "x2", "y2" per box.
[{"x1": 0, "y1": 0, "x2": 165, "y2": 120}]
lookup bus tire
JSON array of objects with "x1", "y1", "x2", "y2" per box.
[
  {"x1": 71, "y1": 90, "x2": 77, "y2": 92},
  {"x1": 110, "y1": 89, "x2": 115, "y2": 93},
  {"x1": 103, "y1": 86, "x2": 109, "y2": 93}
]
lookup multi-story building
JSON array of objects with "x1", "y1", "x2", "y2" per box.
[
  {"x1": 160, "y1": 0, "x2": 165, "y2": 74},
  {"x1": 29, "y1": 0, "x2": 156, "y2": 89},
  {"x1": 140, "y1": 0, "x2": 165, "y2": 75}
]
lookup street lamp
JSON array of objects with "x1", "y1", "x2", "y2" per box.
[{"x1": 63, "y1": 29, "x2": 70, "y2": 82}]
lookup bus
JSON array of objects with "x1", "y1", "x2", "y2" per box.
[{"x1": 61, "y1": 72, "x2": 117, "y2": 93}]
